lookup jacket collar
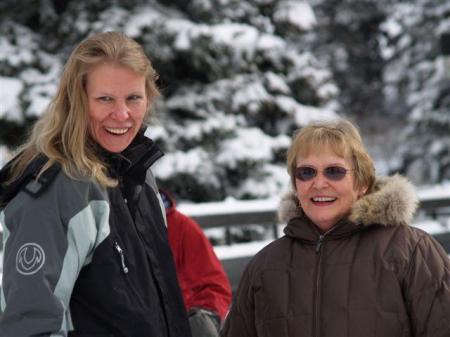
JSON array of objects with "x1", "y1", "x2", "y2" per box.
[
  {"x1": 0, "y1": 129, "x2": 163, "y2": 205},
  {"x1": 279, "y1": 174, "x2": 419, "y2": 241},
  {"x1": 100, "y1": 128, "x2": 164, "y2": 176}
]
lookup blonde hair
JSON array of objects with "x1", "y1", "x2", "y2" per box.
[
  {"x1": 286, "y1": 119, "x2": 375, "y2": 193},
  {"x1": 7, "y1": 31, "x2": 159, "y2": 187}
]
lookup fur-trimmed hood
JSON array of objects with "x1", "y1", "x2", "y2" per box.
[{"x1": 278, "y1": 174, "x2": 418, "y2": 228}]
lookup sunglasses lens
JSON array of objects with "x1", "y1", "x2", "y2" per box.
[
  {"x1": 295, "y1": 167, "x2": 317, "y2": 181},
  {"x1": 324, "y1": 166, "x2": 348, "y2": 181}
]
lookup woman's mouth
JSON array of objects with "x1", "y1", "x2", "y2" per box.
[
  {"x1": 311, "y1": 196, "x2": 337, "y2": 205},
  {"x1": 105, "y1": 127, "x2": 129, "y2": 135}
]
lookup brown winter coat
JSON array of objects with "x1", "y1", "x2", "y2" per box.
[{"x1": 222, "y1": 175, "x2": 450, "y2": 337}]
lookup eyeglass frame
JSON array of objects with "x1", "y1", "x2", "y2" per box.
[{"x1": 294, "y1": 165, "x2": 354, "y2": 182}]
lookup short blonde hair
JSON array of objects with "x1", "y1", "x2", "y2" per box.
[
  {"x1": 7, "y1": 31, "x2": 159, "y2": 188},
  {"x1": 286, "y1": 119, "x2": 375, "y2": 193}
]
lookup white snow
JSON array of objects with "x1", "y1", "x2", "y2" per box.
[
  {"x1": 153, "y1": 148, "x2": 213, "y2": 179},
  {"x1": 216, "y1": 128, "x2": 275, "y2": 168},
  {"x1": 183, "y1": 115, "x2": 238, "y2": 142},
  {"x1": 164, "y1": 19, "x2": 286, "y2": 58},
  {"x1": 416, "y1": 181, "x2": 450, "y2": 200},
  {"x1": 381, "y1": 18, "x2": 403, "y2": 38},
  {"x1": 145, "y1": 124, "x2": 168, "y2": 142},
  {"x1": 0, "y1": 146, "x2": 11, "y2": 168},
  {"x1": 256, "y1": 33, "x2": 285, "y2": 50},
  {"x1": 210, "y1": 23, "x2": 259, "y2": 51},
  {"x1": 124, "y1": 7, "x2": 163, "y2": 37},
  {"x1": 413, "y1": 219, "x2": 450, "y2": 236},
  {"x1": 274, "y1": 96, "x2": 337, "y2": 126},
  {"x1": 26, "y1": 95, "x2": 51, "y2": 118},
  {"x1": 264, "y1": 72, "x2": 291, "y2": 95},
  {"x1": 214, "y1": 240, "x2": 273, "y2": 260},
  {"x1": 231, "y1": 82, "x2": 271, "y2": 112},
  {"x1": 0, "y1": 77, "x2": 23, "y2": 121},
  {"x1": 178, "y1": 196, "x2": 280, "y2": 217},
  {"x1": 173, "y1": 22, "x2": 196, "y2": 51},
  {"x1": 236, "y1": 164, "x2": 290, "y2": 199},
  {"x1": 273, "y1": 1, "x2": 317, "y2": 31},
  {"x1": 0, "y1": 34, "x2": 35, "y2": 66}
]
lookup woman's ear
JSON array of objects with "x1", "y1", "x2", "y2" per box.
[{"x1": 358, "y1": 186, "x2": 368, "y2": 198}]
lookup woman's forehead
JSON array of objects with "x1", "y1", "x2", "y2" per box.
[
  {"x1": 296, "y1": 139, "x2": 350, "y2": 158},
  {"x1": 296, "y1": 150, "x2": 350, "y2": 166}
]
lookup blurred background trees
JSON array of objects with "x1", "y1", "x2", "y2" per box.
[{"x1": 1, "y1": 0, "x2": 449, "y2": 201}]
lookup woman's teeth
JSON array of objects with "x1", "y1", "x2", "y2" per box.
[
  {"x1": 312, "y1": 197, "x2": 336, "y2": 202},
  {"x1": 105, "y1": 127, "x2": 128, "y2": 135}
]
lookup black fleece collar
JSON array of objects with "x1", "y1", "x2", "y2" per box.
[
  {"x1": 99, "y1": 128, "x2": 164, "y2": 177},
  {"x1": 0, "y1": 129, "x2": 163, "y2": 205}
]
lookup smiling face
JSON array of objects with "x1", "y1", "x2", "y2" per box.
[
  {"x1": 295, "y1": 150, "x2": 366, "y2": 232},
  {"x1": 86, "y1": 62, "x2": 148, "y2": 153}
]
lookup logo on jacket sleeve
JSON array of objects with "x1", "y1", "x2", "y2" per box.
[{"x1": 16, "y1": 243, "x2": 46, "y2": 275}]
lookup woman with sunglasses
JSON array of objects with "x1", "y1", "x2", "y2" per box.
[{"x1": 222, "y1": 119, "x2": 450, "y2": 337}]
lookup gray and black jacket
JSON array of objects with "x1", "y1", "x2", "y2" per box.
[{"x1": 0, "y1": 131, "x2": 192, "y2": 337}]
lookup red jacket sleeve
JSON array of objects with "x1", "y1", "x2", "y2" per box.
[{"x1": 167, "y1": 209, "x2": 232, "y2": 321}]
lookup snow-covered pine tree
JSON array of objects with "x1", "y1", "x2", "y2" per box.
[
  {"x1": 310, "y1": 0, "x2": 386, "y2": 120},
  {"x1": 0, "y1": 0, "x2": 339, "y2": 202},
  {"x1": 380, "y1": 1, "x2": 450, "y2": 184}
]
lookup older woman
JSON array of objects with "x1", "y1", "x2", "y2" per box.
[
  {"x1": 0, "y1": 32, "x2": 191, "y2": 336},
  {"x1": 222, "y1": 119, "x2": 450, "y2": 337}
]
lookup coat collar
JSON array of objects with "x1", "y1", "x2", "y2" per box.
[
  {"x1": 279, "y1": 174, "x2": 418, "y2": 240},
  {"x1": 100, "y1": 128, "x2": 164, "y2": 176}
]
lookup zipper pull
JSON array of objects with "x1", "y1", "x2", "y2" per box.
[
  {"x1": 113, "y1": 241, "x2": 129, "y2": 274},
  {"x1": 315, "y1": 235, "x2": 324, "y2": 254}
]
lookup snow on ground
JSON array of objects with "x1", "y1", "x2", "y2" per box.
[
  {"x1": 178, "y1": 196, "x2": 280, "y2": 216},
  {"x1": 412, "y1": 219, "x2": 450, "y2": 236},
  {"x1": 214, "y1": 239, "x2": 273, "y2": 260},
  {"x1": 416, "y1": 181, "x2": 450, "y2": 200},
  {"x1": 211, "y1": 219, "x2": 450, "y2": 261},
  {"x1": 177, "y1": 184, "x2": 450, "y2": 260}
]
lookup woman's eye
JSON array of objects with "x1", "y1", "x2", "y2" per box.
[
  {"x1": 97, "y1": 96, "x2": 113, "y2": 102},
  {"x1": 128, "y1": 95, "x2": 142, "y2": 101}
]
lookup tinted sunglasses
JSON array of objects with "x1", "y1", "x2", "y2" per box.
[{"x1": 295, "y1": 166, "x2": 351, "y2": 182}]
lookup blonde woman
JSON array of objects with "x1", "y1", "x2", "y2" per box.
[
  {"x1": 0, "y1": 32, "x2": 191, "y2": 337},
  {"x1": 222, "y1": 119, "x2": 450, "y2": 337}
]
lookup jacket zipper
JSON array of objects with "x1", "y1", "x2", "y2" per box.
[
  {"x1": 114, "y1": 241, "x2": 129, "y2": 274},
  {"x1": 114, "y1": 239, "x2": 148, "y2": 309},
  {"x1": 313, "y1": 225, "x2": 337, "y2": 337},
  {"x1": 315, "y1": 234, "x2": 324, "y2": 253},
  {"x1": 313, "y1": 234, "x2": 324, "y2": 337}
]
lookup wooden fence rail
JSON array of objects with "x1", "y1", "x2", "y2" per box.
[
  {"x1": 187, "y1": 196, "x2": 450, "y2": 244},
  {"x1": 182, "y1": 196, "x2": 450, "y2": 291},
  {"x1": 1, "y1": 194, "x2": 450, "y2": 292}
]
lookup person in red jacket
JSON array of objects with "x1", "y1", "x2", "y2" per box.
[{"x1": 160, "y1": 189, "x2": 232, "y2": 337}]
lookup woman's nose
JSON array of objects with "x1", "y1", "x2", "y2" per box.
[
  {"x1": 112, "y1": 100, "x2": 129, "y2": 120},
  {"x1": 312, "y1": 171, "x2": 329, "y2": 188}
]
